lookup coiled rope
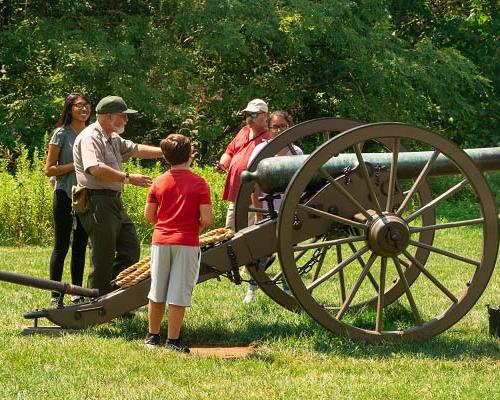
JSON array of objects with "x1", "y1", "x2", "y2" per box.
[{"x1": 115, "y1": 228, "x2": 234, "y2": 288}]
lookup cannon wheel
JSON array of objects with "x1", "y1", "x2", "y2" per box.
[
  {"x1": 235, "y1": 118, "x2": 434, "y2": 312},
  {"x1": 277, "y1": 123, "x2": 499, "y2": 342}
]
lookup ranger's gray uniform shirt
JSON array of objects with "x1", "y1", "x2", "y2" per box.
[{"x1": 73, "y1": 122, "x2": 138, "y2": 191}]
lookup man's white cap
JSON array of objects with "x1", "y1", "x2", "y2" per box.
[{"x1": 242, "y1": 98, "x2": 268, "y2": 113}]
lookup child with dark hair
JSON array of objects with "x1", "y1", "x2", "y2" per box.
[
  {"x1": 144, "y1": 133, "x2": 212, "y2": 352},
  {"x1": 243, "y1": 110, "x2": 303, "y2": 303}
]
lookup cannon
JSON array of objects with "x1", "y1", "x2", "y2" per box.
[{"x1": 1, "y1": 119, "x2": 498, "y2": 343}]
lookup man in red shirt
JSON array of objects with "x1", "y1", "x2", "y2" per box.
[
  {"x1": 215, "y1": 99, "x2": 269, "y2": 231},
  {"x1": 144, "y1": 134, "x2": 212, "y2": 352}
]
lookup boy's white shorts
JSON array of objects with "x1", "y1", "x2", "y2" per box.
[{"x1": 148, "y1": 244, "x2": 201, "y2": 306}]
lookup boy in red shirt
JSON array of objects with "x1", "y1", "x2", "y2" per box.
[{"x1": 144, "y1": 134, "x2": 212, "y2": 352}]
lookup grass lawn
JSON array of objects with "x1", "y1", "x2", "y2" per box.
[{"x1": 0, "y1": 238, "x2": 498, "y2": 400}]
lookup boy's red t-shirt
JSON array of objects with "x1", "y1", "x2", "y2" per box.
[{"x1": 147, "y1": 169, "x2": 211, "y2": 246}]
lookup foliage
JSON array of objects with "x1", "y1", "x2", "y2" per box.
[
  {"x1": 387, "y1": 0, "x2": 500, "y2": 147},
  {"x1": 0, "y1": 150, "x2": 228, "y2": 246},
  {"x1": 0, "y1": 146, "x2": 53, "y2": 244},
  {"x1": 0, "y1": 0, "x2": 498, "y2": 165}
]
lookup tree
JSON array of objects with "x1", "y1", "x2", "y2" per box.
[{"x1": 0, "y1": 0, "x2": 497, "y2": 165}]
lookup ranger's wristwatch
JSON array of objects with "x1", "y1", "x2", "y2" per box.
[{"x1": 123, "y1": 172, "x2": 130, "y2": 184}]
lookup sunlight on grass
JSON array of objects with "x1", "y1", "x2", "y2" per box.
[{"x1": 0, "y1": 234, "x2": 499, "y2": 399}]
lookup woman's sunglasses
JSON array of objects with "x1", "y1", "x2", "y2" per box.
[{"x1": 73, "y1": 102, "x2": 90, "y2": 110}]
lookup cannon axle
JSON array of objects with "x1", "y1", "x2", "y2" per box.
[{"x1": 367, "y1": 213, "x2": 410, "y2": 257}]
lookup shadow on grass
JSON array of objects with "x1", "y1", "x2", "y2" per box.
[{"x1": 89, "y1": 304, "x2": 499, "y2": 361}]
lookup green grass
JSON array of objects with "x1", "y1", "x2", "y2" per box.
[
  {"x1": 0, "y1": 155, "x2": 499, "y2": 398},
  {"x1": 0, "y1": 239, "x2": 498, "y2": 400}
]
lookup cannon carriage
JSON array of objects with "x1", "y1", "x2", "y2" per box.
[{"x1": 1, "y1": 119, "x2": 499, "y2": 342}]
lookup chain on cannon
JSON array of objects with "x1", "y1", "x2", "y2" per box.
[{"x1": 1, "y1": 119, "x2": 499, "y2": 342}]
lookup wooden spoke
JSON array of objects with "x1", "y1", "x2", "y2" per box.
[
  {"x1": 248, "y1": 207, "x2": 270, "y2": 214},
  {"x1": 347, "y1": 242, "x2": 380, "y2": 292},
  {"x1": 311, "y1": 247, "x2": 327, "y2": 282},
  {"x1": 409, "y1": 218, "x2": 484, "y2": 233},
  {"x1": 294, "y1": 237, "x2": 321, "y2": 262},
  {"x1": 405, "y1": 179, "x2": 468, "y2": 224},
  {"x1": 397, "y1": 150, "x2": 440, "y2": 216},
  {"x1": 409, "y1": 240, "x2": 480, "y2": 267},
  {"x1": 386, "y1": 138, "x2": 400, "y2": 212},
  {"x1": 354, "y1": 143, "x2": 382, "y2": 213},
  {"x1": 403, "y1": 251, "x2": 458, "y2": 303},
  {"x1": 307, "y1": 246, "x2": 370, "y2": 291},
  {"x1": 297, "y1": 204, "x2": 367, "y2": 230},
  {"x1": 393, "y1": 257, "x2": 422, "y2": 325},
  {"x1": 271, "y1": 270, "x2": 283, "y2": 282},
  {"x1": 293, "y1": 235, "x2": 364, "y2": 252},
  {"x1": 336, "y1": 245, "x2": 347, "y2": 303},
  {"x1": 319, "y1": 167, "x2": 373, "y2": 220},
  {"x1": 336, "y1": 253, "x2": 378, "y2": 320},
  {"x1": 375, "y1": 257, "x2": 387, "y2": 332}
]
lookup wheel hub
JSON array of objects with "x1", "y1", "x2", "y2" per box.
[{"x1": 367, "y1": 214, "x2": 410, "y2": 257}]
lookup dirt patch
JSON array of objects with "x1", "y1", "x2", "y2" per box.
[{"x1": 190, "y1": 345, "x2": 256, "y2": 359}]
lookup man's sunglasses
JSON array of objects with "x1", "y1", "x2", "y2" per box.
[{"x1": 245, "y1": 112, "x2": 262, "y2": 119}]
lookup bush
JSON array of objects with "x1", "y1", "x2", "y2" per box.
[
  {"x1": 0, "y1": 147, "x2": 53, "y2": 245},
  {"x1": 0, "y1": 152, "x2": 228, "y2": 246},
  {"x1": 0, "y1": 145, "x2": 498, "y2": 247}
]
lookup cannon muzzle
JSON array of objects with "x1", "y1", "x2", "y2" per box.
[
  {"x1": 0, "y1": 270, "x2": 99, "y2": 298},
  {"x1": 241, "y1": 147, "x2": 500, "y2": 194}
]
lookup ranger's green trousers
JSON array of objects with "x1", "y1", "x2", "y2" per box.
[{"x1": 79, "y1": 193, "x2": 140, "y2": 295}]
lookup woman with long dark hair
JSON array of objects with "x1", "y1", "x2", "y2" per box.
[{"x1": 44, "y1": 93, "x2": 91, "y2": 304}]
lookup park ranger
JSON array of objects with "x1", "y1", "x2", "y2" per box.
[{"x1": 73, "y1": 95, "x2": 163, "y2": 295}]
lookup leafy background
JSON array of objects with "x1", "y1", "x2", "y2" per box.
[{"x1": 1, "y1": 0, "x2": 499, "y2": 165}]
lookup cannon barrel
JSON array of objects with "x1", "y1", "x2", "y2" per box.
[
  {"x1": 241, "y1": 147, "x2": 500, "y2": 194},
  {"x1": 0, "y1": 270, "x2": 99, "y2": 298}
]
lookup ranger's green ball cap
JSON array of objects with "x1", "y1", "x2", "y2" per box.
[{"x1": 96, "y1": 96, "x2": 138, "y2": 114}]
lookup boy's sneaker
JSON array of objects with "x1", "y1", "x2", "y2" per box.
[
  {"x1": 144, "y1": 333, "x2": 161, "y2": 349},
  {"x1": 165, "y1": 338, "x2": 190, "y2": 353}
]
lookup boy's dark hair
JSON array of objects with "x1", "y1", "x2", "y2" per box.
[{"x1": 160, "y1": 133, "x2": 191, "y2": 165}]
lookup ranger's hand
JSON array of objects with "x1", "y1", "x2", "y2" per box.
[{"x1": 130, "y1": 173, "x2": 152, "y2": 188}]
